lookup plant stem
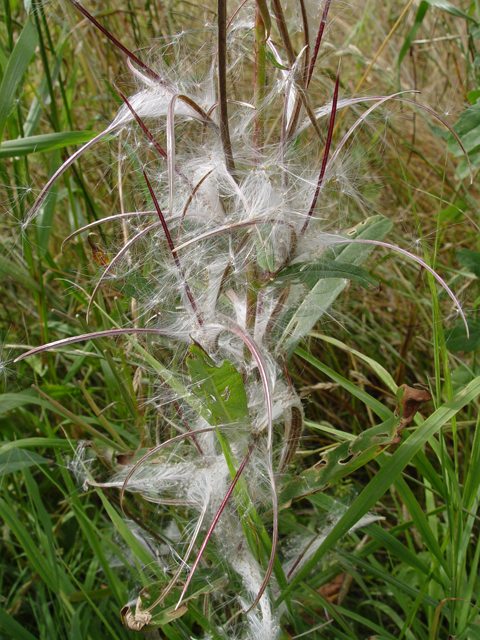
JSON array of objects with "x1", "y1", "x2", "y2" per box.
[
  {"x1": 176, "y1": 437, "x2": 258, "y2": 609},
  {"x1": 246, "y1": 262, "x2": 259, "y2": 334},
  {"x1": 67, "y1": 0, "x2": 166, "y2": 86},
  {"x1": 217, "y1": 0, "x2": 236, "y2": 179},
  {"x1": 142, "y1": 170, "x2": 203, "y2": 326},
  {"x1": 270, "y1": 0, "x2": 295, "y2": 65},
  {"x1": 254, "y1": 2, "x2": 266, "y2": 153},
  {"x1": 301, "y1": 65, "x2": 340, "y2": 235},
  {"x1": 307, "y1": 0, "x2": 331, "y2": 87}
]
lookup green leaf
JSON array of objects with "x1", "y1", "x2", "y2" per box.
[
  {"x1": 328, "y1": 600, "x2": 401, "y2": 640},
  {"x1": 295, "y1": 346, "x2": 392, "y2": 420},
  {"x1": 266, "y1": 50, "x2": 290, "y2": 70},
  {"x1": 276, "y1": 215, "x2": 393, "y2": 358},
  {"x1": 94, "y1": 488, "x2": 160, "y2": 572},
  {"x1": 437, "y1": 199, "x2": 466, "y2": 222},
  {"x1": 0, "y1": 391, "x2": 46, "y2": 415},
  {"x1": 0, "y1": 607, "x2": 39, "y2": 640},
  {"x1": 464, "y1": 623, "x2": 480, "y2": 640},
  {"x1": 279, "y1": 376, "x2": 480, "y2": 604},
  {"x1": 425, "y1": 0, "x2": 476, "y2": 21},
  {"x1": 187, "y1": 344, "x2": 249, "y2": 426},
  {"x1": 60, "y1": 554, "x2": 123, "y2": 640},
  {"x1": 24, "y1": 37, "x2": 68, "y2": 137},
  {"x1": 102, "y1": 350, "x2": 138, "y2": 420},
  {"x1": 0, "y1": 253, "x2": 41, "y2": 291},
  {"x1": 463, "y1": 392, "x2": 480, "y2": 511},
  {"x1": 447, "y1": 102, "x2": 480, "y2": 158},
  {"x1": 446, "y1": 321, "x2": 480, "y2": 352},
  {"x1": 456, "y1": 248, "x2": 480, "y2": 278},
  {"x1": 0, "y1": 438, "x2": 70, "y2": 456},
  {"x1": 336, "y1": 551, "x2": 438, "y2": 610},
  {"x1": 0, "y1": 47, "x2": 8, "y2": 72},
  {"x1": 129, "y1": 339, "x2": 210, "y2": 422},
  {"x1": 398, "y1": 1, "x2": 429, "y2": 66},
  {"x1": 38, "y1": 149, "x2": 61, "y2": 254},
  {"x1": 309, "y1": 332, "x2": 397, "y2": 393},
  {"x1": 468, "y1": 90, "x2": 480, "y2": 105},
  {"x1": 450, "y1": 363, "x2": 480, "y2": 395},
  {"x1": 120, "y1": 270, "x2": 156, "y2": 299},
  {"x1": 31, "y1": 385, "x2": 122, "y2": 449},
  {"x1": 22, "y1": 468, "x2": 61, "y2": 593},
  {"x1": 0, "y1": 497, "x2": 54, "y2": 587},
  {"x1": 274, "y1": 258, "x2": 378, "y2": 291},
  {"x1": 66, "y1": 493, "x2": 128, "y2": 605},
  {"x1": 455, "y1": 153, "x2": 480, "y2": 180},
  {"x1": 393, "y1": 474, "x2": 450, "y2": 578},
  {"x1": 186, "y1": 602, "x2": 228, "y2": 640},
  {"x1": 0, "y1": 449, "x2": 49, "y2": 475},
  {"x1": 279, "y1": 416, "x2": 398, "y2": 506},
  {"x1": 68, "y1": 588, "x2": 113, "y2": 603},
  {"x1": 0, "y1": 130, "x2": 98, "y2": 158},
  {"x1": 212, "y1": 429, "x2": 292, "y2": 614},
  {"x1": 364, "y1": 522, "x2": 431, "y2": 576},
  {"x1": 255, "y1": 231, "x2": 275, "y2": 272},
  {"x1": 0, "y1": 17, "x2": 38, "y2": 144}
]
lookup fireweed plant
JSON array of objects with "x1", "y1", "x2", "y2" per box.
[{"x1": 13, "y1": 0, "x2": 475, "y2": 637}]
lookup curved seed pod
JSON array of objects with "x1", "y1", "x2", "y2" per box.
[
  {"x1": 277, "y1": 402, "x2": 304, "y2": 474},
  {"x1": 346, "y1": 238, "x2": 469, "y2": 337},
  {"x1": 13, "y1": 327, "x2": 183, "y2": 363}
]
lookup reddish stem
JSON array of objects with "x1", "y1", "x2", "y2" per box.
[
  {"x1": 287, "y1": 533, "x2": 317, "y2": 578},
  {"x1": 301, "y1": 66, "x2": 340, "y2": 235},
  {"x1": 217, "y1": 0, "x2": 236, "y2": 178},
  {"x1": 120, "y1": 426, "x2": 216, "y2": 510},
  {"x1": 68, "y1": 0, "x2": 168, "y2": 87},
  {"x1": 116, "y1": 88, "x2": 193, "y2": 191},
  {"x1": 307, "y1": 0, "x2": 332, "y2": 88},
  {"x1": 142, "y1": 169, "x2": 203, "y2": 326},
  {"x1": 176, "y1": 438, "x2": 258, "y2": 608},
  {"x1": 172, "y1": 399, "x2": 204, "y2": 456},
  {"x1": 116, "y1": 87, "x2": 167, "y2": 159}
]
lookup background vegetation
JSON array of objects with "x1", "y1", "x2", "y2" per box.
[{"x1": 1, "y1": 0, "x2": 480, "y2": 638}]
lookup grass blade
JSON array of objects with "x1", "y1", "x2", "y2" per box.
[
  {"x1": 0, "y1": 607, "x2": 39, "y2": 640},
  {"x1": 0, "y1": 131, "x2": 98, "y2": 158},
  {"x1": 0, "y1": 17, "x2": 38, "y2": 144},
  {"x1": 279, "y1": 376, "x2": 480, "y2": 603}
]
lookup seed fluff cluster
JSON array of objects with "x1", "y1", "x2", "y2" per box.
[{"x1": 16, "y1": 0, "x2": 470, "y2": 637}]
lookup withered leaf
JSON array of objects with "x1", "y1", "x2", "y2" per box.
[
  {"x1": 394, "y1": 384, "x2": 432, "y2": 440},
  {"x1": 120, "y1": 605, "x2": 152, "y2": 631}
]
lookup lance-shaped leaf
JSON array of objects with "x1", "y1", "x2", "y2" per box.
[
  {"x1": 279, "y1": 416, "x2": 398, "y2": 507},
  {"x1": 273, "y1": 258, "x2": 378, "y2": 291},
  {"x1": 398, "y1": 1, "x2": 429, "y2": 66},
  {"x1": 0, "y1": 449, "x2": 49, "y2": 476},
  {"x1": 0, "y1": 130, "x2": 98, "y2": 158},
  {"x1": 426, "y1": 0, "x2": 476, "y2": 22},
  {"x1": 0, "y1": 17, "x2": 38, "y2": 144},
  {"x1": 276, "y1": 215, "x2": 393, "y2": 358},
  {"x1": 278, "y1": 376, "x2": 480, "y2": 604},
  {"x1": 187, "y1": 344, "x2": 249, "y2": 426}
]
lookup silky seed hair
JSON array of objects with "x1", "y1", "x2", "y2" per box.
[{"x1": 16, "y1": 1, "x2": 471, "y2": 637}]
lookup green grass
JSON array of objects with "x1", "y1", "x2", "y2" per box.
[{"x1": 1, "y1": 0, "x2": 480, "y2": 638}]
